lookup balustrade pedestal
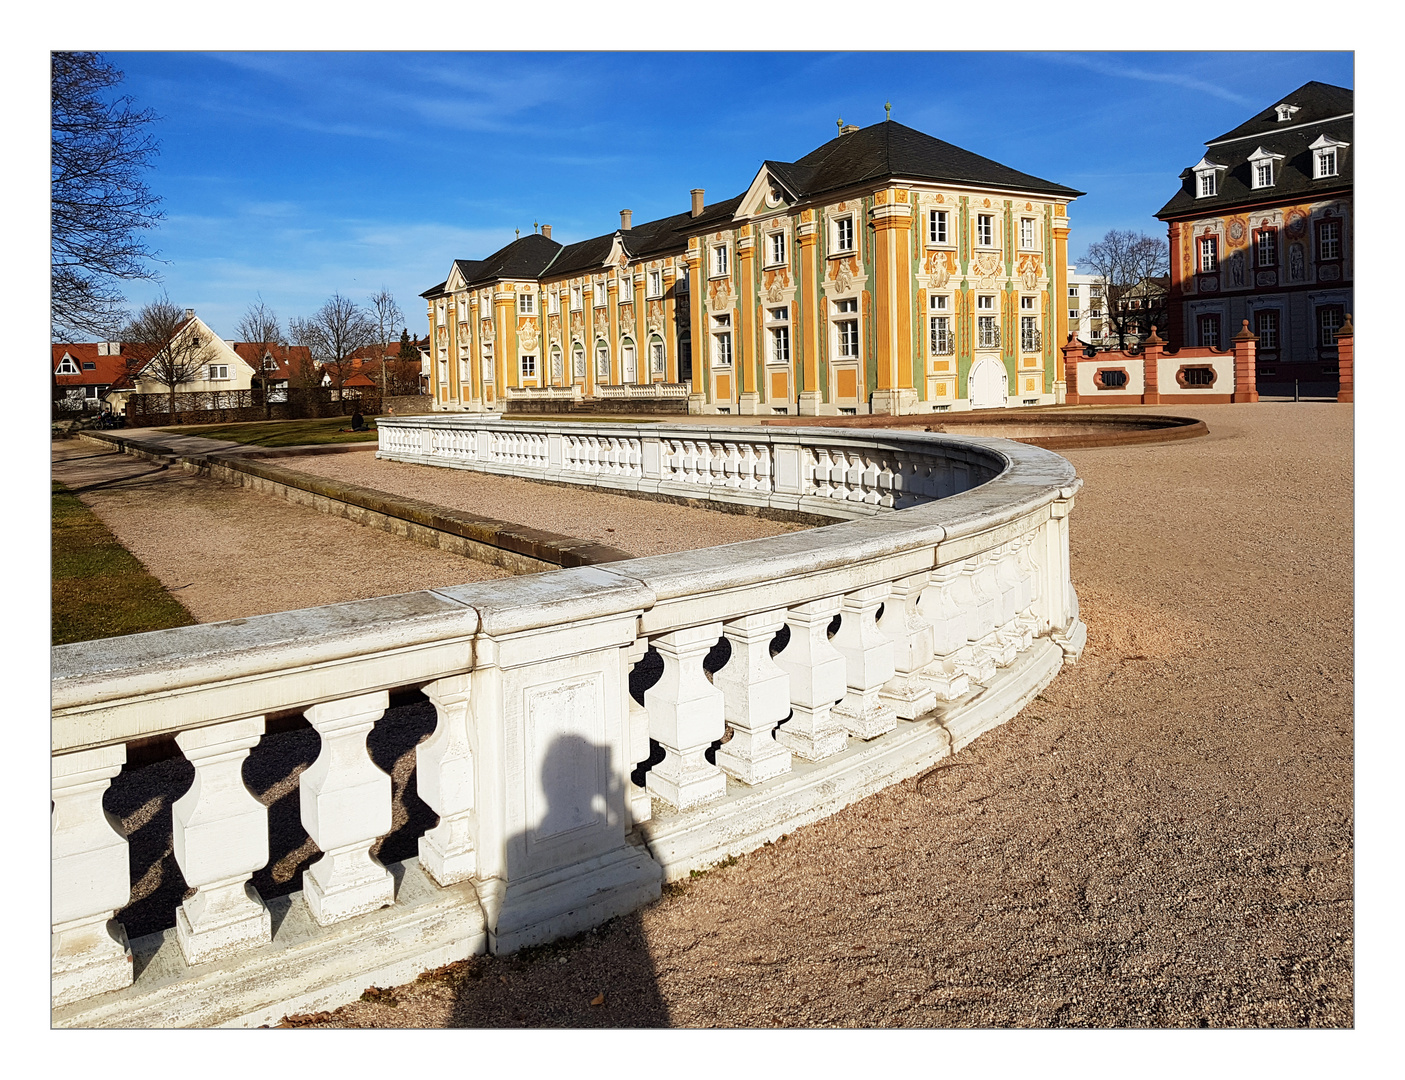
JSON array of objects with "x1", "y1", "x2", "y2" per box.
[
  {"x1": 645, "y1": 625, "x2": 728, "y2": 810},
  {"x1": 301, "y1": 693, "x2": 395, "y2": 926},
  {"x1": 172, "y1": 718, "x2": 272, "y2": 964},
  {"x1": 831, "y1": 585, "x2": 898, "y2": 739},
  {"x1": 876, "y1": 572, "x2": 939, "y2": 720}
]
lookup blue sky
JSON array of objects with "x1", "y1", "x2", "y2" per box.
[{"x1": 104, "y1": 50, "x2": 1352, "y2": 341}]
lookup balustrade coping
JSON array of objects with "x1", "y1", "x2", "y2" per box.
[{"x1": 53, "y1": 423, "x2": 1077, "y2": 757}]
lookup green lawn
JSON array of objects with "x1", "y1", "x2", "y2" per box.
[
  {"x1": 52, "y1": 481, "x2": 197, "y2": 646},
  {"x1": 166, "y1": 416, "x2": 380, "y2": 446}
]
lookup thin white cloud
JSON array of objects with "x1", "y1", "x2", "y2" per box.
[{"x1": 1038, "y1": 53, "x2": 1257, "y2": 108}]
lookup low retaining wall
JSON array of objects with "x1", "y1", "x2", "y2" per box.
[
  {"x1": 54, "y1": 419, "x2": 1086, "y2": 1027},
  {"x1": 1063, "y1": 325, "x2": 1259, "y2": 406}
]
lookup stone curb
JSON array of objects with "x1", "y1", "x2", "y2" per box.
[{"x1": 76, "y1": 432, "x2": 635, "y2": 572}]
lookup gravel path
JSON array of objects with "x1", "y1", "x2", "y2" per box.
[
  {"x1": 280, "y1": 447, "x2": 809, "y2": 558},
  {"x1": 65, "y1": 403, "x2": 1354, "y2": 1028},
  {"x1": 283, "y1": 403, "x2": 1355, "y2": 1028}
]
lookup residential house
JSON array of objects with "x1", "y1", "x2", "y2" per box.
[
  {"x1": 52, "y1": 342, "x2": 135, "y2": 413},
  {"x1": 1156, "y1": 80, "x2": 1352, "y2": 395},
  {"x1": 423, "y1": 118, "x2": 1083, "y2": 415}
]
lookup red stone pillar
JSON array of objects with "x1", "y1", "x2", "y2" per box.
[
  {"x1": 1336, "y1": 314, "x2": 1354, "y2": 403},
  {"x1": 1141, "y1": 326, "x2": 1164, "y2": 405},
  {"x1": 1061, "y1": 335, "x2": 1083, "y2": 405},
  {"x1": 1231, "y1": 320, "x2": 1259, "y2": 403}
]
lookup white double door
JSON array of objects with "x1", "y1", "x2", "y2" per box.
[{"x1": 969, "y1": 357, "x2": 1007, "y2": 409}]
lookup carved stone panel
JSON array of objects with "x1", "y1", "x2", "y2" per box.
[{"x1": 525, "y1": 673, "x2": 606, "y2": 846}]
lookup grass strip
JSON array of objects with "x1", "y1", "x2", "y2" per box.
[
  {"x1": 51, "y1": 480, "x2": 197, "y2": 645},
  {"x1": 166, "y1": 416, "x2": 380, "y2": 447}
]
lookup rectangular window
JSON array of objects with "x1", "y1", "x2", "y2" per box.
[
  {"x1": 712, "y1": 245, "x2": 729, "y2": 277},
  {"x1": 651, "y1": 341, "x2": 666, "y2": 375},
  {"x1": 770, "y1": 325, "x2": 790, "y2": 364},
  {"x1": 1254, "y1": 161, "x2": 1274, "y2": 188},
  {"x1": 648, "y1": 270, "x2": 662, "y2": 297},
  {"x1": 594, "y1": 282, "x2": 608, "y2": 307},
  {"x1": 1020, "y1": 316, "x2": 1040, "y2": 352},
  {"x1": 1318, "y1": 220, "x2": 1341, "y2": 261},
  {"x1": 976, "y1": 214, "x2": 993, "y2": 247},
  {"x1": 520, "y1": 355, "x2": 536, "y2": 378},
  {"x1": 548, "y1": 291, "x2": 559, "y2": 315},
  {"x1": 573, "y1": 347, "x2": 586, "y2": 378},
  {"x1": 1318, "y1": 306, "x2": 1344, "y2": 348},
  {"x1": 480, "y1": 345, "x2": 493, "y2": 383},
  {"x1": 208, "y1": 364, "x2": 229, "y2": 381},
  {"x1": 571, "y1": 285, "x2": 582, "y2": 310},
  {"x1": 1198, "y1": 314, "x2": 1221, "y2": 348},
  {"x1": 929, "y1": 315, "x2": 952, "y2": 355},
  {"x1": 977, "y1": 294, "x2": 994, "y2": 311},
  {"x1": 1316, "y1": 148, "x2": 1338, "y2": 178},
  {"x1": 1256, "y1": 228, "x2": 1278, "y2": 268},
  {"x1": 713, "y1": 314, "x2": 733, "y2": 367},
  {"x1": 1255, "y1": 309, "x2": 1280, "y2": 350},
  {"x1": 1019, "y1": 218, "x2": 1035, "y2": 249},
  {"x1": 834, "y1": 215, "x2": 855, "y2": 253},
  {"x1": 977, "y1": 316, "x2": 999, "y2": 349},
  {"x1": 929, "y1": 209, "x2": 948, "y2": 245},
  {"x1": 834, "y1": 298, "x2": 859, "y2": 359},
  {"x1": 1198, "y1": 171, "x2": 1217, "y2": 197},
  {"x1": 518, "y1": 292, "x2": 535, "y2": 315},
  {"x1": 1020, "y1": 295, "x2": 1036, "y2": 310},
  {"x1": 595, "y1": 344, "x2": 610, "y2": 378},
  {"x1": 930, "y1": 293, "x2": 948, "y2": 311},
  {"x1": 768, "y1": 232, "x2": 787, "y2": 266},
  {"x1": 1199, "y1": 236, "x2": 1219, "y2": 273}
]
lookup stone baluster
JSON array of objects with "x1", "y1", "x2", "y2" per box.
[
  {"x1": 727, "y1": 443, "x2": 743, "y2": 489},
  {"x1": 740, "y1": 443, "x2": 759, "y2": 490},
  {"x1": 812, "y1": 447, "x2": 833, "y2": 498},
  {"x1": 845, "y1": 451, "x2": 866, "y2": 502},
  {"x1": 974, "y1": 552, "x2": 1018, "y2": 666},
  {"x1": 772, "y1": 598, "x2": 850, "y2": 760},
  {"x1": 645, "y1": 624, "x2": 728, "y2": 810},
  {"x1": 623, "y1": 638, "x2": 654, "y2": 825},
  {"x1": 417, "y1": 675, "x2": 478, "y2": 887},
  {"x1": 52, "y1": 746, "x2": 132, "y2": 1007},
  {"x1": 920, "y1": 563, "x2": 986, "y2": 691},
  {"x1": 831, "y1": 584, "x2": 898, "y2": 738},
  {"x1": 300, "y1": 692, "x2": 395, "y2": 926},
  {"x1": 710, "y1": 442, "x2": 726, "y2": 487},
  {"x1": 682, "y1": 440, "x2": 698, "y2": 483},
  {"x1": 1013, "y1": 533, "x2": 1045, "y2": 638},
  {"x1": 862, "y1": 456, "x2": 883, "y2": 506},
  {"x1": 876, "y1": 571, "x2": 939, "y2": 719},
  {"x1": 713, "y1": 610, "x2": 793, "y2": 784},
  {"x1": 171, "y1": 717, "x2": 272, "y2": 964},
  {"x1": 756, "y1": 444, "x2": 773, "y2": 492},
  {"x1": 993, "y1": 544, "x2": 1033, "y2": 654}
]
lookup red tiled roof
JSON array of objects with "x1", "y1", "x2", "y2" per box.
[
  {"x1": 230, "y1": 342, "x2": 312, "y2": 382},
  {"x1": 52, "y1": 343, "x2": 137, "y2": 387}
]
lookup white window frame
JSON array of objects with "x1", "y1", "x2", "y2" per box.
[
  {"x1": 976, "y1": 294, "x2": 994, "y2": 311},
  {"x1": 766, "y1": 307, "x2": 790, "y2": 366},
  {"x1": 1318, "y1": 219, "x2": 1342, "y2": 261},
  {"x1": 1256, "y1": 228, "x2": 1278, "y2": 269},
  {"x1": 594, "y1": 281, "x2": 608, "y2": 308},
  {"x1": 1254, "y1": 161, "x2": 1274, "y2": 189},
  {"x1": 1020, "y1": 295, "x2": 1036, "y2": 311},
  {"x1": 595, "y1": 341, "x2": 611, "y2": 378},
  {"x1": 1019, "y1": 217, "x2": 1036, "y2": 250},
  {"x1": 1315, "y1": 147, "x2": 1338, "y2": 179},
  {"x1": 977, "y1": 315, "x2": 999, "y2": 350},
  {"x1": 1020, "y1": 315, "x2": 1040, "y2": 353},
  {"x1": 1199, "y1": 236, "x2": 1219, "y2": 274},
  {"x1": 1255, "y1": 309, "x2": 1280, "y2": 351},
  {"x1": 930, "y1": 293, "x2": 949, "y2": 312},
  {"x1": 520, "y1": 354, "x2": 536, "y2": 379},
  {"x1": 517, "y1": 291, "x2": 535, "y2": 316},
  {"x1": 833, "y1": 215, "x2": 855, "y2": 254},
  {"x1": 712, "y1": 244, "x2": 729, "y2": 278},
  {"x1": 208, "y1": 364, "x2": 230, "y2": 381},
  {"x1": 767, "y1": 231, "x2": 787, "y2": 267},
  {"x1": 572, "y1": 344, "x2": 586, "y2": 378},
  {"x1": 650, "y1": 337, "x2": 666, "y2": 376},
  {"x1": 56, "y1": 354, "x2": 79, "y2": 374},
  {"x1": 832, "y1": 297, "x2": 859, "y2": 360},
  {"x1": 929, "y1": 314, "x2": 952, "y2": 356},
  {"x1": 547, "y1": 290, "x2": 559, "y2": 315},
  {"x1": 571, "y1": 284, "x2": 583, "y2": 311},
  {"x1": 712, "y1": 313, "x2": 733, "y2": 368},
  {"x1": 976, "y1": 214, "x2": 994, "y2": 248},
  {"x1": 928, "y1": 209, "x2": 949, "y2": 245},
  {"x1": 480, "y1": 344, "x2": 494, "y2": 383},
  {"x1": 1198, "y1": 314, "x2": 1221, "y2": 349},
  {"x1": 647, "y1": 270, "x2": 663, "y2": 298},
  {"x1": 1197, "y1": 170, "x2": 1218, "y2": 198}
]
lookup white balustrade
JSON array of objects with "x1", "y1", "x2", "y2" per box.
[
  {"x1": 831, "y1": 584, "x2": 899, "y2": 739},
  {"x1": 172, "y1": 717, "x2": 271, "y2": 964},
  {"x1": 713, "y1": 610, "x2": 793, "y2": 784},
  {"x1": 772, "y1": 599, "x2": 851, "y2": 761},
  {"x1": 300, "y1": 692, "x2": 395, "y2": 926},
  {"x1": 52, "y1": 746, "x2": 132, "y2": 1007},
  {"x1": 56, "y1": 417, "x2": 1088, "y2": 1024},
  {"x1": 417, "y1": 675, "x2": 477, "y2": 886},
  {"x1": 644, "y1": 624, "x2": 728, "y2": 809}
]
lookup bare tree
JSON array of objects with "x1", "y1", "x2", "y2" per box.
[
  {"x1": 1081, "y1": 230, "x2": 1171, "y2": 348},
  {"x1": 235, "y1": 296, "x2": 282, "y2": 418},
  {"x1": 51, "y1": 52, "x2": 163, "y2": 339},
  {"x1": 367, "y1": 287, "x2": 405, "y2": 400},
  {"x1": 298, "y1": 293, "x2": 376, "y2": 408},
  {"x1": 122, "y1": 296, "x2": 209, "y2": 420},
  {"x1": 286, "y1": 316, "x2": 322, "y2": 390}
]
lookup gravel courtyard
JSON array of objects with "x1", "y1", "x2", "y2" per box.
[{"x1": 57, "y1": 402, "x2": 1354, "y2": 1027}]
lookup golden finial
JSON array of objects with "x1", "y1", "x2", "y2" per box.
[
  {"x1": 885, "y1": 101, "x2": 892, "y2": 120},
  {"x1": 836, "y1": 117, "x2": 843, "y2": 136}
]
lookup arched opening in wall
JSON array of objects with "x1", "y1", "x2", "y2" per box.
[
  {"x1": 549, "y1": 345, "x2": 563, "y2": 385},
  {"x1": 1177, "y1": 365, "x2": 1216, "y2": 388},
  {"x1": 595, "y1": 340, "x2": 610, "y2": 383},
  {"x1": 621, "y1": 339, "x2": 637, "y2": 384},
  {"x1": 1093, "y1": 367, "x2": 1129, "y2": 390},
  {"x1": 572, "y1": 342, "x2": 586, "y2": 381},
  {"x1": 969, "y1": 356, "x2": 1007, "y2": 409},
  {"x1": 649, "y1": 334, "x2": 666, "y2": 380}
]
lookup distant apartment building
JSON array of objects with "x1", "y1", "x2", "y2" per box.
[
  {"x1": 1156, "y1": 80, "x2": 1352, "y2": 396},
  {"x1": 422, "y1": 119, "x2": 1084, "y2": 414},
  {"x1": 1066, "y1": 268, "x2": 1108, "y2": 343}
]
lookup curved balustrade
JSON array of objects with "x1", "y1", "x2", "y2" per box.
[{"x1": 51, "y1": 418, "x2": 1086, "y2": 1026}]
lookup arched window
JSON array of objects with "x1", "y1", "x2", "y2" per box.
[
  {"x1": 550, "y1": 345, "x2": 563, "y2": 382},
  {"x1": 621, "y1": 339, "x2": 637, "y2": 383},
  {"x1": 595, "y1": 340, "x2": 610, "y2": 380},
  {"x1": 572, "y1": 342, "x2": 586, "y2": 378},
  {"x1": 649, "y1": 334, "x2": 666, "y2": 377}
]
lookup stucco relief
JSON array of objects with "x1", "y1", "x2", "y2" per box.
[
  {"x1": 708, "y1": 277, "x2": 732, "y2": 310},
  {"x1": 570, "y1": 311, "x2": 583, "y2": 336},
  {"x1": 1285, "y1": 208, "x2": 1308, "y2": 238},
  {"x1": 1017, "y1": 254, "x2": 1042, "y2": 291},
  {"x1": 924, "y1": 249, "x2": 954, "y2": 288},
  {"x1": 1227, "y1": 217, "x2": 1247, "y2": 246},
  {"x1": 1227, "y1": 252, "x2": 1245, "y2": 288},
  {"x1": 1289, "y1": 244, "x2": 1306, "y2": 281},
  {"x1": 548, "y1": 314, "x2": 561, "y2": 344},
  {"x1": 973, "y1": 251, "x2": 1001, "y2": 285},
  {"x1": 519, "y1": 323, "x2": 540, "y2": 353},
  {"x1": 833, "y1": 261, "x2": 854, "y2": 294},
  {"x1": 480, "y1": 321, "x2": 494, "y2": 344},
  {"x1": 646, "y1": 301, "x2": 664, "y2": 335}
]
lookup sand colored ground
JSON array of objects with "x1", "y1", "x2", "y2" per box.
[{"x1": 61, "y1": 403, "x2": 1353, "y2": 1027}]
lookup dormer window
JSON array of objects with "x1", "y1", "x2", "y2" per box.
[
  {"x1": 56, "y1": 354, "x2": 79, "y2": 374},
  {"x1": 1274, "y1": 103, "x2": 1300, "y2": 122},
  {"x1": 1248, "y1": 147, "x2": 1285, "y2": 190},
  {"x1": 1193, "y1": 157, "x2": 1227, "y2": 198},
  {"x1": 1310, "y1": 134, "x2": 1348, "y2": 179}
]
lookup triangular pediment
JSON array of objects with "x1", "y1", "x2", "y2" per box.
[
  {"x1": 446, "y1": 263, "x2": 467, "y2": 292},
  {"x1": 735, "y1": 163, "x2": 798, "y2": 221}
]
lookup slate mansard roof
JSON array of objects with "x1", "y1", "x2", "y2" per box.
[
  {"x1": 424, "y1": 119, "x2": 1081, "y2": 297},
  {"x1": 1156, "y1": 81, "x2": 1353, "y2": 220}
]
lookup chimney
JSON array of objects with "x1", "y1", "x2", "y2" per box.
[
  {"x1": 691, "y1": 188, "x2": 705, "y2": 218},
  {"x1": 541, "y1": 223, "x2": 552, "y2": 240},
  {"x1": 620, "y1": 209, "x2": 632, "y2": 231},
  {"x1": 184, "y1": 308, "x2": 195, "y2": 320},
  {"x1": 840, "y1": 124, "x2": 859, "y2": 135}
]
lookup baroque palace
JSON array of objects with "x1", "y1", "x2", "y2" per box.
[
  {"x1": 422, "y1": 118, "x2": 1083, "y2": 415},
  {"x1": 1156, "y1": 81, "x2": 1352, "y2": 397}
]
